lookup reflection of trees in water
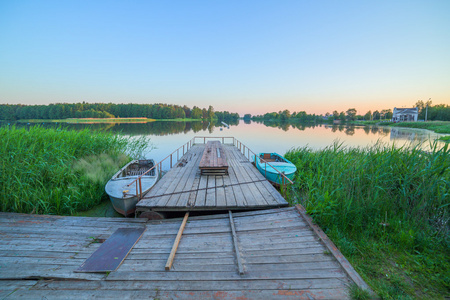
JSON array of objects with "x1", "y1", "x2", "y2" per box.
[
  {"x1": 362, "y1": 125, "x2": 389, "y2": 136},
  {"x1": 15, "y1": 121, "x2": 241, "y2": 136},
  {"x1": 345, "y1": 125, "x2": 355, "y2": 136},
  {"x1": 255, "y1": 120, "x2": 322, "y2": 132}
]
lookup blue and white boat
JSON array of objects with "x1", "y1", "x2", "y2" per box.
[{"x1": 255, "y1": 153, "x2": 296, "y2": 185}]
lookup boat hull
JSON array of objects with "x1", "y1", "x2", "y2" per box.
[
  {"x1": 109, "y1": 194, "x2": 139, "y2": 217},
  {"x1": 105, "y1": 160, "x2": 158, "y2": 217},
  {"x1": 256, "y1": 153, "x2": 296, "y2": 185}
]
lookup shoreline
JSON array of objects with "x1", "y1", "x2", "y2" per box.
[{"x1": 5, "y1": 117, "x2": 219, "y2": 124}]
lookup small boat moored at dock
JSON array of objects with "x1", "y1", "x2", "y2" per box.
[
  {"x1": 256, "y1": 153, "x2": 296, "y2": 185},
  {"x1": 105, "y1": 159, "x2": 158, "y2": 217}
]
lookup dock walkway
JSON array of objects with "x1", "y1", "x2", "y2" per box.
[
  {"x1": 0, "y1": 207, "x2": 370, "y2": 299},
  {"x1": 136, "y1": 143, "x2": 288, "y2": 213}
]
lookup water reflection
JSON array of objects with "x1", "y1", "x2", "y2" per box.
[
  {"x1": 388, "y1": 127, "x2": 433, "y2": 143},
  {"x1": 2, "y1": 120, "x2": 445, "y2": 159},
  {"x1": 4, "y1": 119, "x2": 240, "y2": 136}
]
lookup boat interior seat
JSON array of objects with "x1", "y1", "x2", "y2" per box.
[{"x1": 261, "y1": 153, "x2": 276, "y2": 162}]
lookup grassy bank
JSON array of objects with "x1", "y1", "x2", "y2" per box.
[
  {"x1": 387, "y1": 121, "x2": 450, "y2": 134},
  {"x1": 17, "y1": 118, "x2": 157, "y2": 123},
  {"x1": 285, "y1": 142, "x2": 449, "y2": 299},
  {"x1": 0, "y1": 126, "x2": 148, "y2": 215}
]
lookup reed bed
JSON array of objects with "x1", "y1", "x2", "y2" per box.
[
  {"x1": 0, "y1": 126, "x2": 148, "y2": 215},
  {"x1": 285, "y1": 142, "x2": 449, "y2": 298}
]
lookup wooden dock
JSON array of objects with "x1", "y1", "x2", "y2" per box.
[
  {"x1": 0, "y1": 207, "x2": 371, "y2": 299},
  {"x1": 136, "y1": 143, "x2": 289, "y2": 213}
]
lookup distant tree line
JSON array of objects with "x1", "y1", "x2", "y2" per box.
[
  {"x1": 251, "y1": 110, "x2": 326, "y2": 123},
  {"x1": 415, "y1": 100, "x2": 450, "y2": 121},
  {"x1": 0, "y1": 103, "x2": 240, "y2": 121},
  {"x1": 248, "y1": 102, "x2": 450, "y2": 123}
]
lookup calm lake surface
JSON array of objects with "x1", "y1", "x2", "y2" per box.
[{"x1": 19, "y1": 120, "x2": 447, "y2": 170}]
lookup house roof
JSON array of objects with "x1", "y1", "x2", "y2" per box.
[{"x1": 393, "y1": 107, "x2": 418, "y2": 114}]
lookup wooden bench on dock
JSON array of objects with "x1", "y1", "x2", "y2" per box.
[{"x1": 199, "y1": 141, "x2": 228, "y2": 175}]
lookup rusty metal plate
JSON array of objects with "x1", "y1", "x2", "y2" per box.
[{"x1": 75, "y1": 227, "x2": 145, "y2": 273}]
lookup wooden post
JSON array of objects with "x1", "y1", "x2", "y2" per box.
[
  {"x1": 170, "y1": 155, "x2": 172, "y2": 168},
  {"x1": 165, "y1": 212, "x2": 189, "y2": 271},
  {"x1": 139, "y1": 178, "x2": 142, "y2": 199},
  {"x1": 183, "y1": 145, "x2": 185, "y2": 155},
  {"x1": 204, "y1": 137, "x2": 206, "y2": 144},
  {"x1": 222, "y1": 137, "x2": 224, "y2": 144},
  {"x1": 135, "y1": 181, "x2": 138, "y2": 198}
]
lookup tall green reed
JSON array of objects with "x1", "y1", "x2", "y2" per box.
[
  {"x1": 285, "y1": 141, "x2": 449, "y2": 252},
  {"x1": 0, "y1": 126, "x2": 149, "y2": 215}
]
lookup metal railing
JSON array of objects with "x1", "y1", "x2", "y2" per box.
[{"x1": 127, "y1": 136, "x2": 293, "y2": 200}]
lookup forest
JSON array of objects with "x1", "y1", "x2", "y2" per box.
[
  {"x1": 0, "y1": 102, "x2": 239, "y2": 122},
  {"x1": 250, "y1": 101, "x2": 450, "y2": 123}
]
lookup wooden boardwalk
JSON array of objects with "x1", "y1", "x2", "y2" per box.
[
  {"x1": 136, "y1": 143, "x2": 288, "y2": 213},
  {"x1": 0, "y1": 207, "x2": 371, "y2": 299}
]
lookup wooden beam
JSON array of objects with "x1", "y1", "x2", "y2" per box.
[
  {"x1": 165, "y1": 212, "x2": 189, "y2": 271},
  {"x1": 228, "y1": 211, "x2": 244, "y2": 275}
]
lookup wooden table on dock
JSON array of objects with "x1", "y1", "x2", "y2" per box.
[{"x1": 199, "y1": 141, "x2": 229, "y2": 175}]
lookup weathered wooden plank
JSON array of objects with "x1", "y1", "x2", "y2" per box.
[
  {"x1": 229, "y1": 148, "x2": 269, "y2": 206},
  {"x1": 117, "y1": 260, "x2": 341, "y2": 272},
  {"x1": 152, "y1": 151, "x2": 196, "y2": 208},
  {"x1": 6, "y1": 289, "x2": 350, "y2": 300},
  {"x1": 165, "y1": 212, "x2": 189, "y2": 271},
  {"x1": 222, "y1": 168, "x2": 237, "y2": 207},
  {"x1": 174, "y1": 151, "x2": 203, "y2": 207},
  {"x1": 0, "y1": 264, "x2": 105, "y2": 280},
  {"x1": 165, "y1": 149, "x2": 203, "y2": 207},
  {"x1": 106, "y1": 268, "x2": 348, "y2": 281},
  {"x1": 205, "y1": 175, "x2": 216, "y2": 207},
  {"x1": 31, "y1": 277, "x2": 349, "y2": 292},
  {"x1": 195, "y1": 172, "x2": 208, "y2": 206},
  {"x1": 225, "y1": 160, "x2": 248, "y2": 206},
  {"x1": 215, "y1": 176, "x2": 226, "y2": 207},
  {"x1": 228, "y1": 211, "x2": 244, "y2": 275},
  {"x1": 0, "y1": 280, "x2": 38, "y2": 300},
  {"x1": 75, "y1": 227, "x2": 145, "y2": 273},
  {"x1": 228, "y1": 153, "x2": 260, "y2": 206}
]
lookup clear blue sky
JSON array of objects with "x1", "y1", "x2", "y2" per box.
[{"x1": 1, "y1": 0, "x2": 449, "y2": 116}]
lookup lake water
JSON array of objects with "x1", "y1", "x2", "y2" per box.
[{"x1": 19, "y1": 120, "x2": 447, "y2": 170}]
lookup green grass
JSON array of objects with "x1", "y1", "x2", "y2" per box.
[
  {"x1": 0, "y1": 126, "x2": 149, "y2": 215},
  {"x1": 17, "y1": 118, "x2": 157, "y2": 123},
  {"x1": 438, "y1": 136, "x2": 450, "y2": 143},
  {"x1": 387, "y1": 121, "x2": 450, "y2": 134},
  {"x1": 285, "y1": 142, "x2": 449, "y2": 299}
]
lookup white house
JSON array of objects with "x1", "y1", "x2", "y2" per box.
[{"x1": 392, "y1": 107, "x2": 419, "y2": 122}]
